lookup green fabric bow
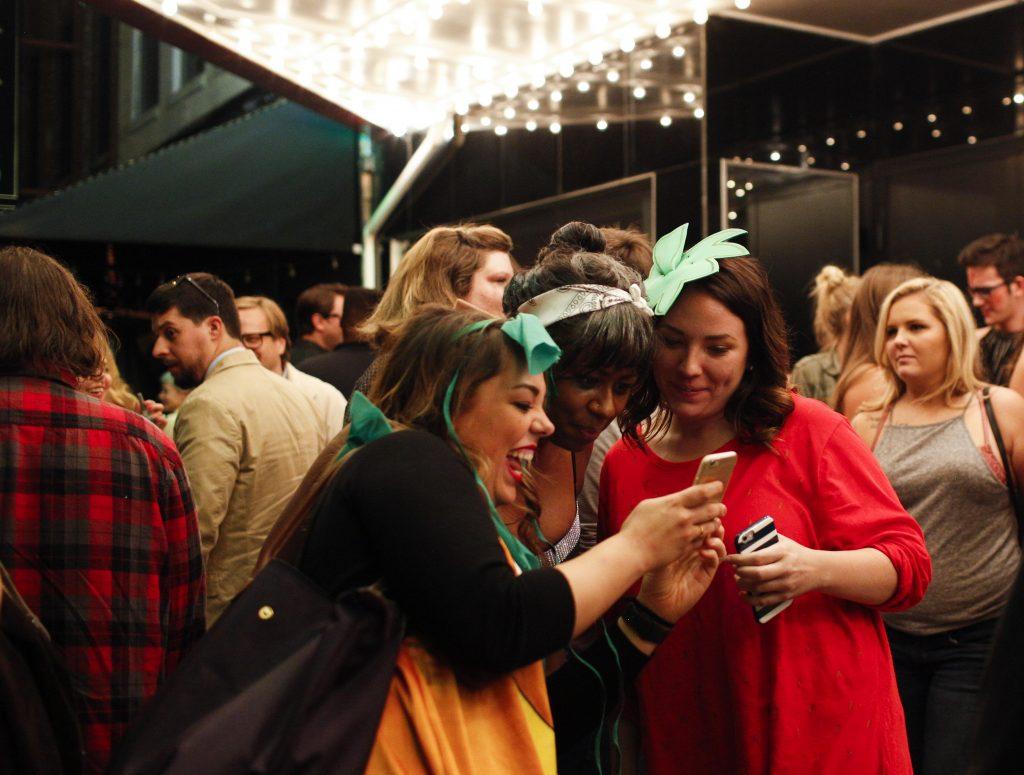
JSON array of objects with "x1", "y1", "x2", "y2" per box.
[
  {"x1": 334, "y1": 390, "x2": 392, "y2": 460},
  {"x1": 444, "y1": 313, "x2": 562, "y2": 572},
  {"x1": 500, "y1": 314, "x2": 562, "y2": 374},
  {"x1": 646, "y1": 224, "x2": 750, "y2": 315}
]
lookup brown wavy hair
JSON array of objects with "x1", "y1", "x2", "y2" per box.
[
  {"x1": 650, "y1": 256, "x2": 794, "y2": 445},
  {"x1": 360, "y1": 224, "x2": 513, "y2": 347},
  {"x1": 0, "y1": 246, "x2": 105, "y2": 380},
  {"x1": 258, "y1": 305, "x2": 546, "y2": 569}
]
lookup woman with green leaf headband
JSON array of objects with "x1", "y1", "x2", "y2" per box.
[
  {"x1": 599, "y1": 225, "x2": 931, "y2": 775},
  {"x1": 257, "y1": 304, "x2": 727, "y2": 774}
]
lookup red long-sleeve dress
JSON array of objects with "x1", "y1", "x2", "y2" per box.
[{"x1": 598, "y1": 397, "x2": 931, "y2": 774}]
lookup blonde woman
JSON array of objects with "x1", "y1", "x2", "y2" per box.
[
  {"x1": 361, "y1": 224, "x2": 514, "y2": 346},
  {"x1": 349, "y1": 224, "x2": 515, "y2": 411},
  {"x1": 78, "y1": 335, "x2": 168, "y2": 428},
  {"x1": 852, "y1": 277, "x2": 1024, "y2": 775},
  {"x1": 791, "y1": 265, "x2": 861, "y2": 402},
  {"x1": 833, "y1": 263, "x2": 926, "y2": 417}
]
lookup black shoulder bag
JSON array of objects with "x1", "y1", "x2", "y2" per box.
[
  {"x1": 107, "y1": 559, "x2": 403, "y2": 775},
  {"x1": 981, "y1": 387, "x2": 1024, "y2": 545}
]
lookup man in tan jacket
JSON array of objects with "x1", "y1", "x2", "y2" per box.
[{"x1": 146, "y1": 273, "x2": 326, "y2": 623}]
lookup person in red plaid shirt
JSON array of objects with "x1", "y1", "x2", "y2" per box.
[{"x1": 0, "y1": 246, "x2": 206, "y2": 773}]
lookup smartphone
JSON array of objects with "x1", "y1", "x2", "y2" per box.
[
  {"x1": 136, "y1": 392, "x2": 151, "y2": 419},
  {"x1": 734, "y1": 515, "x2": 793, "y2": 625},
  {"x1": 692, "y1": 451, "x2": 737, "y2": 499}
]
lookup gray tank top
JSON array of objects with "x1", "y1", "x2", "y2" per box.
[{"x1": 874, "y1": 396, "x2": 1020, "y2": 635}]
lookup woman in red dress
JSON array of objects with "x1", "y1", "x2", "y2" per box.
[{"x1": 598, "y1": 225, "x2": 932, "y2": 774}]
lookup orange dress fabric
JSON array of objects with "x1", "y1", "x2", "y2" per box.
[{"x1": 364, "y1": 543, "x2": 557, "y2": 775}]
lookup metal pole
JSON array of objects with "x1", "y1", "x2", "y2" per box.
[{"x1": 360, "y1": 118, "x2": 453, "y2": 287}]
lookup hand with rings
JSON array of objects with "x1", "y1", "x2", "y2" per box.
[{"x1": 618, "y1": 482, "x2": 727, "y2": 573}]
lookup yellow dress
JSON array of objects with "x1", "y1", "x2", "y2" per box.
[{"x1": 365, "y1": 544, "x2": 557, "y2": 774}]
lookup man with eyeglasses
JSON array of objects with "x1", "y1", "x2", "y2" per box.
[
  {"x1": 146, "y1": 273, "x2": 327, "y2": 624},
  {"x1": 290, "y1": 283, "x2": 347, "y2": 366},
  {"x1": 236, "y1": 295, "x2": 346, "y2": 439},
  {"x1": 959, "y1": 233, "x2": 1024, "y2": 394}
]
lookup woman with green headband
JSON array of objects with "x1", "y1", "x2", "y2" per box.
[
  {"x1": 599, "y1": 225, "x2": 932, "y2": 774},
  {"x1": 258, "y1": 304, "x2": 727, "y2": 774}
]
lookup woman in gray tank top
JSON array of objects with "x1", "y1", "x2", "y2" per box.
[{"x1": 852, "y1": 277, "x2": 1024, "y2": 775}]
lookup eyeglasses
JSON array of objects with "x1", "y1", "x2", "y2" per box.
[
  {"x1": 241, "y1": 331, "x2": 274, "y2": 348},
  {"x1": 169, "y1": 274, "x2": 220, "y2": 315},
  {"x1": 967, "y1": 282, "x2": 1009, "y2": 299}
]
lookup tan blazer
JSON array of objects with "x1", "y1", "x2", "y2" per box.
[{"x1": 174, "y1": 348, "x2": 326, "y2": 623}]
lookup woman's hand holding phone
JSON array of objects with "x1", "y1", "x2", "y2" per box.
[
  {"x1": 619, "y1": 483, "x2": 726, "y2": 573},
  {"x1": 637, "y1": 519, "x2": 727, "y2": 628},
  {"x1": 726, "y1": 533, "x2": 821, "y2": 608}
]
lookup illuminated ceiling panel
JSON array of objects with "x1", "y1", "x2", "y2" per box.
[{"x1": 118, "y1": 0, "x2": 732, "y2": 133}]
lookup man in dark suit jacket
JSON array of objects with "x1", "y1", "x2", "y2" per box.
[{"x1": 300, "y1": 287, "x2": 382, "y2": 398}]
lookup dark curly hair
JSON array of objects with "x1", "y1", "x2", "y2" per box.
[
  {"x1": 651, "y1": 257, "x2": 794, "y2": 445},
  {"x1": 503, "y1": 247, "x2": 657, "y2": 442}
]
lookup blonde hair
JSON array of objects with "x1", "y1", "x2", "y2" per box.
[
  {"x1": 869, "y1": 277, "x2": 984, "y2": 410},
  {"x1": 832, "y1": 263, "x2": 926, "y2": 410},
  {"x1": 810, "y1": 265, "x2": 860, "y2": 350},
  {"x1": 99, "y1": 335, "x2": 141, "y2": 412},
  {"x1": 360, "y1": 224, "x2": 513, "y2": 347},
  {"x1": 236, "y1": 295, "x2": 291, "y2": 357}
]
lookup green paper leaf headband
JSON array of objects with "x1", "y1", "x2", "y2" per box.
[{"x1": 645, "y1": 224, "x2": 750, "y2": 315}]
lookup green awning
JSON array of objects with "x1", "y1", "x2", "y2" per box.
[{"x1": 0, "y1": 100, "x2": 357, "y2": 252}]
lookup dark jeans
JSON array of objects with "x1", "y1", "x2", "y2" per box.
[{"x1": 887, "y1": 618, "x2": 998, "y2": 775}]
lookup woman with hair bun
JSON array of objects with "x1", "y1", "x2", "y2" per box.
[
  {"x1": 599, "y1": 224, "x2": 931, "y2": 774},
  {"x1": 791, "y1": 264, "x2": 860, "y2": 403},
  {"x1": 853, "y1": 277, "x2": 1024, "y2": 775},
  {"x1": 502, "y1": 222, "x2": 659, "y2": 563}
]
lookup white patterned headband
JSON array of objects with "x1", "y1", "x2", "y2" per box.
[{"x1": 516, "y1": 283, "x2": 654, "y2": 327}]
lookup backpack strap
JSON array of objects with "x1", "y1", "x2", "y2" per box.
[{"x1": 982, "y1": 387, "x2": 1024, "y2": 546}]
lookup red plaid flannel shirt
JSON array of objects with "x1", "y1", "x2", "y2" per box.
[{"x1": 0, "y1": 375, "x2": 205, "y2": 773}]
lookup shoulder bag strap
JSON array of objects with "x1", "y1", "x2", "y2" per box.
[
  {"x1": 869, "y1": 406, "x2": 893, "y2": 452},
  {"x1": 982, "y1": 387, "x2": 1024, "y2": 546}
]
